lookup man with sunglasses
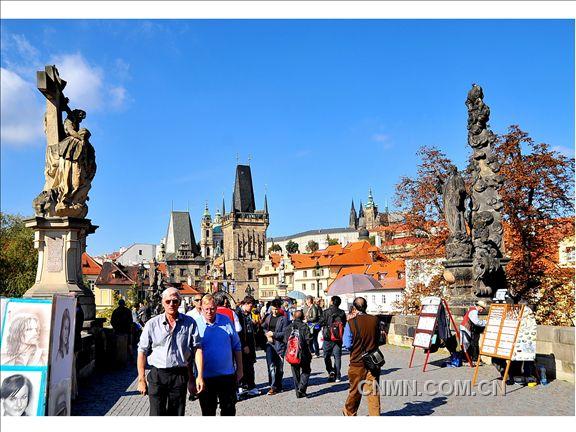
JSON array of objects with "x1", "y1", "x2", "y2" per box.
[
  {"x1": 137, "y1": 288, "x2": 204, "y2": 416},
  {"x1": 187, "y1": 294, "x2": 204, "y2": 322}
]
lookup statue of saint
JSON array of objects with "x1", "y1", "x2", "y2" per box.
[
  {"x1": 52, "y1": 109, "x2": 97, "y2": 217},
  {"x1": 438, "y1": 165, "x2": 468, "y2": 238}
]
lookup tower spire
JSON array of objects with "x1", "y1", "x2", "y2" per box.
[
  {"x1": 264, "y1": 193, "x2": 269, "y2": 214},
  {"x1": 222, "y1": 195, "x2": 226, "y2": 216},
  {"x1": 349, "y1": 199, "x2": 358, "y2": 229}
]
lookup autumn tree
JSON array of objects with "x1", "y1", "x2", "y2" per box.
[
  {"x1": 285, "y1": 240, "x2": 299, "y2": 254},
  {"x1": 395, "y1": 127, "x2": 575, "y2": 324},
  {"x1": 395, "y1": 145, "x2": 456, "y2": 253},
  {"x1": 0, "y1": 213, "x2": 38, "y2": 297},
  {"x1": 497, "y1": 126, "x2": 574, "y2": 323}
]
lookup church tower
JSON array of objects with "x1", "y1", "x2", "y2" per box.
[
  {"x1": 222, "y1": 164, "x2": 269, "y2": 299},
  {"x1": 364, "y1": 188, "x2": 379, "y2": 229},
  {"x1": 200, "y1": 202, "x2": 212, "y2": 259},
  {"x1": 349, "y1": 199, "x2": 358, "y2": 229}
]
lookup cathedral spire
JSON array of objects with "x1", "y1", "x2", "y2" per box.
[{"x1": 349, "y1": 199, "x2": 358, "y2": 229}]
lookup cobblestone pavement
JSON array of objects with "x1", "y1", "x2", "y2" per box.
[{"x1": 72, "y1": 345, "x2": 574, "y2": 416}]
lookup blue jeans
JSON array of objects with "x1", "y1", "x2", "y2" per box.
[
  {"x1": 265, "y1": 344, "x2": 284, "y2": 390},
  {"x1": 323, "y1": 341, "x2": 342, "y2": 379}
]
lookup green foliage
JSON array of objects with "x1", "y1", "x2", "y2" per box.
[
  {"x1": 268, "y1": 243, "x2": 282, "y2": 253},
  {"x1": 327, "y1": 237, "x2": 340, "y2": 246},
  {"x1": 368, "y1": 235, "x2": 376, "y2": 246},
  {"x1": 0, "y1": 213, "x2": 38, "y2": 298},
  {"x1": 126, "y1": 284, "x2": 139, "y2": 309},
  {"x1": 96, "y1": 291, "x2": 121, "y2": 327},
  {"x1": 285, "y1": 240, "x2": 299, "y2": 254},
  {"x1": 305, "y1": 240, "x2": 319, "y2": 253}
]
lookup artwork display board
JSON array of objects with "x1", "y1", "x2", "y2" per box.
[
  {"x1": 47, "y1": 295, "x2": 77, "y2": 416},
  {"x1": 409, "y1": 297, "x2": 464, "y2": 371},
  {"x1": 412, "y1": 297, "x2": 441, "y2": 349},
  {"x1": 0, "y1": 298, "x2": 53, "y2": 416},
  {"x1": 472, "y1": 303, "x2": 525, "y2": 391},
  {"x1": 479, "y1": 304, "x2": 524, "y2": 359}
]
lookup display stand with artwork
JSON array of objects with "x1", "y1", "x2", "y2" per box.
[
  {"x1": 408, "y1": 296, "x2": 466, "y2": 372},
  {"x1": 472, "y1": 303, "x2": 524, "y2": 392},
  {"x1": 0, "y1": 295, "x2": 77, "y2": 416}
]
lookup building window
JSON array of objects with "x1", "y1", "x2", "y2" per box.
[
  {"x1": 303, "y1": 270, "x2": 307, "y2": 277},
  {"x1": 311, "y1": 283, "x2": 315, "y2": 291},
  {"x1": 248, "y1": 268, "x2": 254, "y2": 280},
  {"x1": 138, "y1": 249, "x2": 142, "y2": 255},
  {"x1": 318, "y1": 282, "x2": 322, "y2": 290},
  {"x1": 195, "y1": 269, "x2": 201, "y2": 276},
  {"x1": 372, "y1": 295, "x2": 376, "y2": 304},
  {"x1": 206, "y1": 230, "x2": 210, "y2": 238},
  {"x1": 180, "y1": 269, "x2": 186, "y2": 277},
  {"x1": 398, "y1": 272, "x2": 404, "y2": 279},
  {"x1": 302, "y1": 283, "x2": 306, "y2": 290},
  {"x1": 381, "y1": 295, "x2": 386, "y2": 304}
]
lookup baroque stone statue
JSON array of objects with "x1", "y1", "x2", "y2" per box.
[
  {"x1": 437, "y1": 165, "x2": 473, "y2": 260},
  {"x1": 33, "y1": 66, "x2": 97, "y2": 219},
  {"x1": 466, "y1": 84, "x2": 505, "y2": 296}
]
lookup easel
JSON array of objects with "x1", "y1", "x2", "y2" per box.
[
  {"x1": 471, "y1": 304, "x2": 524, "y2": 392},
  {"x1": 409, "y1": 298, "x2": 467, "y2": 371}
]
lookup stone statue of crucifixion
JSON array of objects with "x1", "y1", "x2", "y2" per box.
[{"x1": 33, "y1": 65, "x2": 96, "y2": 219}]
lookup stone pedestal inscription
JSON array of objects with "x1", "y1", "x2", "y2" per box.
[{"x1": 46, "y1": 236, "x2": 64, "y2": 272}]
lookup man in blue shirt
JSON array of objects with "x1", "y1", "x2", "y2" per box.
[
  {"x1": 195, "y1": 293, "x2": 243, "y2": 416},
  {"x1": 137, "y1": 288, "x2": 204, "y2": 416}
]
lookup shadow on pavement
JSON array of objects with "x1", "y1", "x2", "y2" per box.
[
  {"x1": 72, "y1": 363, "x2": 139, "y2": 416},
  {"x1": 306, "y1": 383, "x2": 349, "y2": 398},
  {"x1": 382, "y1": 396, "x2": 448, "y2": 416},
  {"x1": 380, "y1": 367, "x2": 401, "y2": 376}
]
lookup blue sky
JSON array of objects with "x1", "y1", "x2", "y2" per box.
[{"x1": 1, "y1": 19, "x2": 574, "y2": 256}]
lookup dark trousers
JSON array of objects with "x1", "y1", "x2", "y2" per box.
[
  {"x1": 147, "y1": 366, "x2": 188, "y2": 416},
  {"x1": 265, "y1": 344, "x2": 284, "y2": 390},
  {"x1": 323, "y1": 341, "x2": 342, "y2": 379},
  {"x1": 290, "y1": 361, "x2": 311, "y2": 395},
  {"x1": 240, "y1": 351, "x2": 256, "y2": 389},
  {"x1": 198, "y1": 374, "x2": 237, "y2": 416},
  {"x1": 310, "y1": 328, "x2": 320, "y2": 356}
]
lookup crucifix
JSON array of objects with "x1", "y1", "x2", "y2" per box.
[{"x1": 37, "y1": 65, "x2": 70, "y2": 147}]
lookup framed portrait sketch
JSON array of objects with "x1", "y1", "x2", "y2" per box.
[
  {"x1": 0, "y1": 368, "x2": 47, "y2": 416},
  {"x1": 0, "y1": 299, "x2": 52, "y2": 367},
  {"x1": 47, "y1": 295, "x2": 77, "y2": 416}
]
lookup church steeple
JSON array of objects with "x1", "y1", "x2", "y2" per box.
[
  {"x1": 349, "y1": 199, "x2": 358, "y2": 229},
  {"x1": 222, "y1": 196, "x2": 226, "y2": 216},
  {"x1": 366, "y1": 188, "x2": 375, "y2": 208},
  {"x1": 264, "y1": 194, "x2": 269, "y2": 214}
]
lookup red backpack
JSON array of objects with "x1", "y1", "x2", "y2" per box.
[
  {"x1": 329, "y1": 316, "x2": 344, "y2": 342},
  {"x1": 285, "y1": 328, "x2": 302, "y2": 365}
]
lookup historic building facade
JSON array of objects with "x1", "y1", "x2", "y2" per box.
[{"x1": 220, "y1": 164, "x2": 269, "y2": 300}]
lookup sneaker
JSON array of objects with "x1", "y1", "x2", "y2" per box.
[
  {"x1": 247, "y1": 388, "x2": 260, "y2": 396},
  {"x1": 328, "y1": 372, "x2": 336, "y2": 382},
  {"x1": 335, "y1": 377, "x2": 342, "y2": 383},
  {"x1": 267, "y1": 388, "x2": 278, "y2": 395},
  {"x1": 238, "y1": 387, "x2": 246, "y2": 395}
]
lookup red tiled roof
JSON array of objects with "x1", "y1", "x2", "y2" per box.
[
  {"x1": 269, "y1": 253, "x2": 282, "y2": 268},
  {"x1": 82, "y1": 252, "x2": 102, "y2": 276},
  {"x1": 95, "y1": 261, "x2": 134, "y2": 286},
  {"x1": 334, "y1": 260, "x2": 406, "y2": 290}
]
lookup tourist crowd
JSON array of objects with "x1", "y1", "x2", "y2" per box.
[{"x1": 131, "y1": 288, "x2": 384, "y2": 416}]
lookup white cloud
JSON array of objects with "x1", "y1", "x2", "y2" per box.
[
  {"x1": 371, "y1": 133, "x2": 393, "y2": 150},
  {"x1": 49, "y1": 53, "x2": 130, "y2": 112},
  {"x1": 50, "y1": 53, "x2": 104, "y2": 111},
  {"x1": 371, "y1": 133, "x2": 389, "y2": 143},
  {"x1": 0, "y1": 67, "x2": 44, "y2": 146}
]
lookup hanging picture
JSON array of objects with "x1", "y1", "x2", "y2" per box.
[
  {"x1": 0, "y1": 368, "x2": 47, "y2": 416},
  {"x1": 0, "y1": 299, "x2": 52, "y2": 367},
  {"x1": 47, "y1": 295, "x2": 77, "y2": 416}
]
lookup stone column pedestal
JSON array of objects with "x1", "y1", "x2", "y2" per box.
[
  {"x1": 23, "y1": 216, "x2": 98, "y2": 321},
  {"x1": 443, "y1": 259, "x2": 479, "y2": 317}
]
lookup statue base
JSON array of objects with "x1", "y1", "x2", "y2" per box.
[
  {"x1": 23, "y1": 216, "x2": 98, "y2": 321},
  {"x1": 443, "y1": 259, "x2": 481, "y2": 317}
]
